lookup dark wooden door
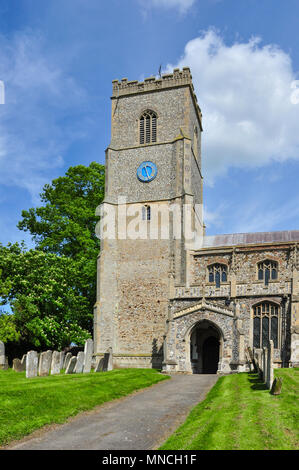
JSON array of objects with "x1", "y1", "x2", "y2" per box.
[{"x1": 202, "y1": 336, "x2": 219, "y2": 374}]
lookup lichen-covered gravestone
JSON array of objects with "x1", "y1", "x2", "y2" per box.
[
  {"x1": 13, "y1": 358, "x2": 25, "y2": 372},
  {"x1": 51, "y1": 351, "x2": 61, "y2": 375},
  {"x1": 65, "y1": 356, "x2": 77, "y2": 374},
  {"x1": 270, "y1": 377, "x2": 283, "y2": 395},
  {"x1": 39, "y1": 350, "x2": 52, "y2": 376},
  {"x1": 26, "y1": 351, "x2": 39, "y2": 378},
  {"x1": 83, "y1": 339, "x2": 94, "y2": 373}
]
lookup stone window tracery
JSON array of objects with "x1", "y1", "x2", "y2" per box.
[
  {"x1": 257, "y1": 260, "x2": 278, "y2": 285},
  {"x1": 139, "y1": 110, "x2": 157, "y2": 144},
  {"x1": 208, "y1": 263, "x2": 227, "y2": 288},
  {"x1": 253, "y1": 302, "x2": 279, "y2": 349}
]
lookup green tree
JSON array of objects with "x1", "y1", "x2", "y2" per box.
[
  {"x1": 0, "y1": 244, "x2": 93, "y2": 348},
  {"x1": 0, "y1": 162, "x2": 105, "y2": 349},
  {"x1": 0, "y1": 312, "x2": 21, "y2": 343},
  {"x1": 17, "y1": 161, "x2": 105, "y2": 317}
]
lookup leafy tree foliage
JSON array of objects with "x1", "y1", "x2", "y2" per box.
[
  {"x1": 0, "y1": 162, "x2": 105, "y2": 349},
  {"x1": 0, "y1": 312, "x2": 21, "y2": 343}
]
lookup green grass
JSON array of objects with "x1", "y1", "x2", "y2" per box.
[
  {"x1": 0, "y1": 368, "x2": 168, "y2": 446},
  {"x1": 160, "y1": 368, "x2": 299, "y2": 450}
]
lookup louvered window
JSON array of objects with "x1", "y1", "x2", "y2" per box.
[
  {"x1": 140, "y1": 110, "x2": 157, "y2": 144},
  {"x1": 142, "y1": 205, "x2": 151, "y2": 221}
]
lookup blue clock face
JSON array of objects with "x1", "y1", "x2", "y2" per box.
[{"x1": 137, "y1": 161, "x2": 158, "y2": 182}]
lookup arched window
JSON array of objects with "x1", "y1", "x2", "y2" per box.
[
  {"x1": 208, "y1": 264, "x2": 227, "y2": 288},
  {"x1": 140, "y1": 110, "x2": 157, "y2": 144},
  {"x1": 257, "y1": 260, "x2": 278, "y2": 285},
  {"x1": 253, "y1": 302, "x2": 279, "y2": 349}
]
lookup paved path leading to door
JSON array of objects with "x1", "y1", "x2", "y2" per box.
[{"x1": 7, "y1": 374, "x2": 218, "y2": 451}]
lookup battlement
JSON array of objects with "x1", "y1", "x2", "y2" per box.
[{"x1": 112, "y1": 67, "x2": 202, "y2": 121}]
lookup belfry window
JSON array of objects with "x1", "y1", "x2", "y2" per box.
[
  {"x1": 253, "y1": 302, "x2": 279, "y2": 349},
  {"x1": 257, "y1": 260, "x2": 278, "y2": 285},
  {"x1": 140, "y1": 110, "x2": 157, "y2": 144},
  {"x1": 208, "y1": 264, "x2": 227, "y2": 288},
  {"x1": 142, "y1": 205, "x2": 151, "y2": 221}
]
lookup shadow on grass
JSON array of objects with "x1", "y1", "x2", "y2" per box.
[{"x1": 247, "y1": 373, "x2": 268, "y2": 391}]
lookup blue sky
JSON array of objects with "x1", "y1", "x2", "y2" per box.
[{"x1": 0, "y1": 0, "x2": 298, "y2": 246}]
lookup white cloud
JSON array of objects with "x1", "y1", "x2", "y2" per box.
[
  {"x1": 167, "y1": 30, "x2": 299, "y2": 184},
  {"x1": 140, "y1": 0, "x2": 195, "y2": 13},
  {"x1": 0, "y1": 30, "x2": 87, "y2": 201}
]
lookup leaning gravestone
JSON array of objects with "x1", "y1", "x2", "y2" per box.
[
  {"x1": 83, "y1": 339, "x2": 93, "y2": 373},
  {"x1": 75, "y1": 351, "x2": 85, "y2": 373},
  {"x1": 21, "y1": 354, "x2": 27, "y2": 368},
  {"x1": 95, "y1": 347, "x2": 113, "y2": 372},
  {"x1": 26, "y1": 351, "x2": 38, "y2": 378},
  {"x1": 270, "y1": 377, "x2": 283, "y2": 395},
  {"x1": 65, "y1": 356, "x2": 77, "y2": 374},
  {"x1": 63, "y1": 352, "x2": 72, "y2": 370},
  {"x1": 51, "y1": 351, "x2": 61, "y2": 375},
  {"x1": 39, "y1": 350, "x2": 52, "y2": 376},
  {"x1": 13, "y1": 358, "x2": 26, "y2": 372},
  {"x1": 94, "y1": 356, "x2": 104, "y2": 372}
]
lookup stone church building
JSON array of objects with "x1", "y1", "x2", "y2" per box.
[{"x1": 93, "y1": 67, "x2": 299, "y2": 374}]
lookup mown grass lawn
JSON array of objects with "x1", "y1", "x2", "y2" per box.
[
  {"x1": 0, "y1": 368, "x2": 168, "y2": 446},
  {"x1": 160, "y1": 368, "x2": 299, "y2": 450}
]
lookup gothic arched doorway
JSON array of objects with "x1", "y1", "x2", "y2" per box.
[{"x1": 190, "y1": 320, "x2": 221, "y2": 374}]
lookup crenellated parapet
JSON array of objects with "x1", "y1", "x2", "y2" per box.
[{"x1": 112, "y1": 67, "x2": 202, "y2": 129}]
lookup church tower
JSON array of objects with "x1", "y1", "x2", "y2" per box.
[{"x1": 94, "y1": 68, "x2": 204, "y2": 368}]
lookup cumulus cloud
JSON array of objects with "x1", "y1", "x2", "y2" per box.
[
  {"x1": 0, "y1": 30, "x2": 87, "y2": 201},
  {"x1": 167, "y1": 30, "x2": 299, "y2": 184},
  {"x1": 139, "y1": 0, "x2": 195, "y2": 14}
]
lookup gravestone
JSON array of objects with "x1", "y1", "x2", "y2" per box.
[
  {"x1": 59, "y1": 351, "x2": 65, "y2": 370},
  {"x1": 266, "y1": 340, "x2": 274, "y2": 389},
  {"x1": 270, "y1": 377, "x2": 283, "y2": 395},
  {"x1": 94, "y1": 356, "x2": 104, "y2": 372},
  {"x1": 51, "y1": 351, "x2": 61, "y2": 375},
  {"x1": 91, "y1": 355, "x2": 97, "y2": 370},
  {"x1": 75, "y1": 351, "x2": 85, "y2": 373},
  {"x1": 26, "y1": 351, "x2": 38, "y2": 378},
  {"x1": 63, "y1": 352, "x2": 72, "y2": 370},
  {"x1": 13, "y1": 358, "x2": 25, "y2": 372},
  {"x1": 263, "y1": 347, "x2": 267, "y2": 383},
  {"x1": 21, "y1": 354, "x2": 27, "y2": 368},
  {"x1": 0, "y1": 341, "x2": 6, "y2": 370},
  {"x1": 65, "y1": 356, "x2": 77, "y2": 374},
  {"x1": 95, "y1": 347, "x2": 113, "y2": 372},
  {"x1": 39, "y1": 350, "x2": 52, "y2": 376},
  {"x1": 83, "y1": 339, "x2": 93, "y2": 373}
]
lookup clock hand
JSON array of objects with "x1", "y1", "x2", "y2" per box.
[{"x1": 144, "y1": 166, "x2": 150, "y2": 180}]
